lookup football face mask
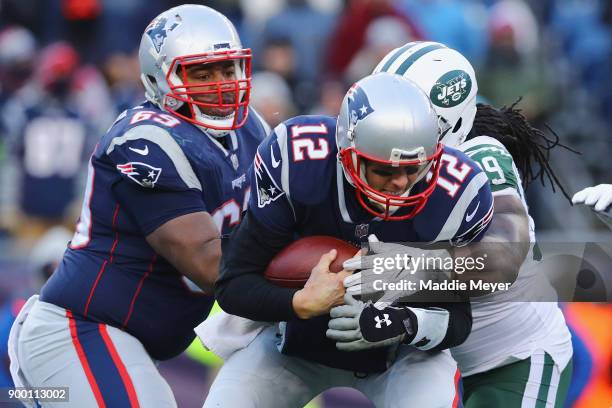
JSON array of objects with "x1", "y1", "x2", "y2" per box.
[
  {"x1": 339, "y1": 143, "x2": 443, "y2": 220},
  {"x1": 336, "y1": 73, "x2": 445, "y2": 220},
  {"x1": 139, "y1": 5, "x2": 252, "y2": 135},
  {"x1": 165, "y1": 50, "x2": 252, "y2": 130}
]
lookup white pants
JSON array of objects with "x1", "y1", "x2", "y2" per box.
[
  {"x1": 8, "y1": 296, "x2": 176, "y2": 408},
  {"x1": 203, "y1": 326, "x2": 460, "y2": 408}
]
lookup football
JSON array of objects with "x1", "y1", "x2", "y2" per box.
[{"x1": 264, "y1": 236, "x2": 359, "y2": 288}]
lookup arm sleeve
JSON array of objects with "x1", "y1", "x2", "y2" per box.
[{"x1": 215, "y1": 211, "x2": 299, "y2": 322}]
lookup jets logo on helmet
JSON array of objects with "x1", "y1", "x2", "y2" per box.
[
  {"x1": 373, "y1": 41, "x2": 478, "y2": 148},
  {"x1": 430, "y1": 70, "x2": 472, "y2": 108},
  {"x1": 145, "y1": 17, "x2": 181, "y2": 53}
]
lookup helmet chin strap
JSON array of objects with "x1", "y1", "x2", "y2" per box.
[
  {"x1": 439, "y1": 99, "x2": 476, "y2": 147},
  {"x1": 196, "y1": 124, "x2": 230, "y2": 138},
  {"x1": 440, "y1": 131, "x2": 466, "y2": 148},
  {"x1": 192, "y1": 104, "x2": 233, "y2": 137}
]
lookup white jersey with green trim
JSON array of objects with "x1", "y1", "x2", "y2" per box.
[
  {"x1": 459, "y1": 136, "x2": 535, "y2": 240},
  {"x1": 451, "y1": 136, "x2": 572, "y2": 377}
]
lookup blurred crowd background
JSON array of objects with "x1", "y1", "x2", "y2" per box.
[{"x1": 0, "y1": 0, "x2": 610, "y2": 407}]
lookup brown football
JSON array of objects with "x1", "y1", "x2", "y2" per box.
[{"x1": 264, "y1": 236, "x2": 359, "y2": 288}]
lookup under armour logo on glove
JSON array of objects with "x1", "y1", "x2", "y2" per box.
[
  {"x1": 327, "y1": 294, "x2": 416, "y2": 352},
  {"x1": 374, "y1": 314, "x2": 392, "y2": 328},
  {"x1": 360, "y1": 304, "x2": 416, "y2": 343}
]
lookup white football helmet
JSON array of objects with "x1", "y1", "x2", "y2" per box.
[
  {"x1": 373, "y1": 41, "x2": 477, "y2": 147},
  {"x1": 139, "y1": 5, "x2": 251, "y2": 136}
]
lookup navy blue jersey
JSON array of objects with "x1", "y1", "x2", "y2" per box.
[
  {"x1": 233, "y1": 114, "x2": 492, "y2": 370},
  {"x1": 10, "y1": 101, "x2": 93, "y2": 219},
  {"x1": 40, "y1": 102, "x2": 268, "y2": 360},
  {"x1": 250, "y1": 115, "x2": 493, "y2": 246}
]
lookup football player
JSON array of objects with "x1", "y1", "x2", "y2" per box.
[
  {"x1": 572, "y1": 184, "x2": 612, "y2": 229},
  {"x1": 367, "y1": 41, "x2": 574, "y2": 407},
  {"x1": 8, "y1": 5, "x2": 269, "y2": 407},
  {"x1": 204, "y1": 73, "x2": 494, "y2": 407}
]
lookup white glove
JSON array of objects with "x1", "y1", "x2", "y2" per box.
[
  {"x1": 326, "y1": 294, "x2": 411, "y2": 352},
  {"x1": 342, "y1": 235, "x2": 449, "y2": 304},
  {"x1": 573, "y1": 184, "x2": 612, "y2": 230},
  {"x1": 572, "y1": 184, "x2": 612, "y2": 213},
  {"x1": 328, "y1": 294, "x2": 452, "y2": 352}
]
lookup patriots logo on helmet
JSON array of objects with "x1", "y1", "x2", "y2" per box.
[
  {"x1": 254, "y1": 151, "x2": 284, "y2": 208},
  {"x1": 146, "y1": 17, "x2": 181, "y2": 53},
  {"x1": 346, "y1": 83, "x2": 374, "y2": 130},
  {"x1": 116, "y1": 162, "x2": 162, "y2": 188}
]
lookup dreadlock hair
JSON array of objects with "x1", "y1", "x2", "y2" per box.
[{"x1": 467, "y1": 98, "x2": 579, "y2": 202}]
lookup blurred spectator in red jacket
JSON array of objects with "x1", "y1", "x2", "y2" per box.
[{"x1": 324, "y1": 0, "x2": 422, "y2": 79}]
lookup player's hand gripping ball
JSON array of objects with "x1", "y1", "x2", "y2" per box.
[{"x1": 264, "y1": 236, "x2": 358, "y2": 288}]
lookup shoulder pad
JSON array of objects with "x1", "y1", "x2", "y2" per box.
[
  {"x1": 254, "y1": 115, "x2": 337, "y2": 207},
  {"x1": 415, "y1": 147, "x2": 493, "y2": 244},
  {"x1": 105, "y1": 124, "x2": 201, "y2": 191},
  {"x1": 458, "y1": 136, "x2": 521, "y2": 195},
  {"x1": 112, "y1": 105, "x2": 183, "y2": 131}
]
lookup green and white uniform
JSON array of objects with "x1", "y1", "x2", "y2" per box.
[{"x1": 454, "y1": 136, "x2": 573, "y2": 407}]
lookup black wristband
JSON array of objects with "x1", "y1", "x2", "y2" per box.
[{"x1": 358, "y1": 304, "x2": 417, "y2": 343}]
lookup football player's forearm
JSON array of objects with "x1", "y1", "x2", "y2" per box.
[
  {"x1": 146, "y1": 211, "x2": 221, "y2": 293},
  {"x1": 155, "y1": 236, "x2": 221, "y2": 294},
  {"x1": 394, "y1": 301, "x2": 472, "y2": 351},
  {"x1": 216, "y1": 274, "x2": 299, "y2": 321},
  {"x1": 453, "y1": 196, "x2": 529, "y2": 288},
  {"x1": 430, "y1": 301, "x2": 472, "y2": 350},
  {"x1": 184, "y1": 238, "x2": 222, "y2": 293},
  {"x1": 215, "y1": 211, "x2": 299, "y2": 321},
  {"x1": 458, "y1": 217, "x2": 528, "y2": 280}
]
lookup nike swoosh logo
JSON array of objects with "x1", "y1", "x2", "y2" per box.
[
  {"x1": 270, "y1": 145, "x2": 280, "y2": 168},
  {"x1": 129, "y1": 145, "x2": 149, "y2": 156},
  {"x1": 465, "y1": 202, "x2": 480, "y2": 222}
]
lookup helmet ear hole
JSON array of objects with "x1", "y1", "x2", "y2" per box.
[
  {"x1": 147, "y1": 75, "x2": 157, "y2": 86},
  {"x1": 173, "y1": 64, "x2": 184, "y2": 77},
  {"x1": 452, "y1": 117, "x2": 462, "y2": 133}
]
